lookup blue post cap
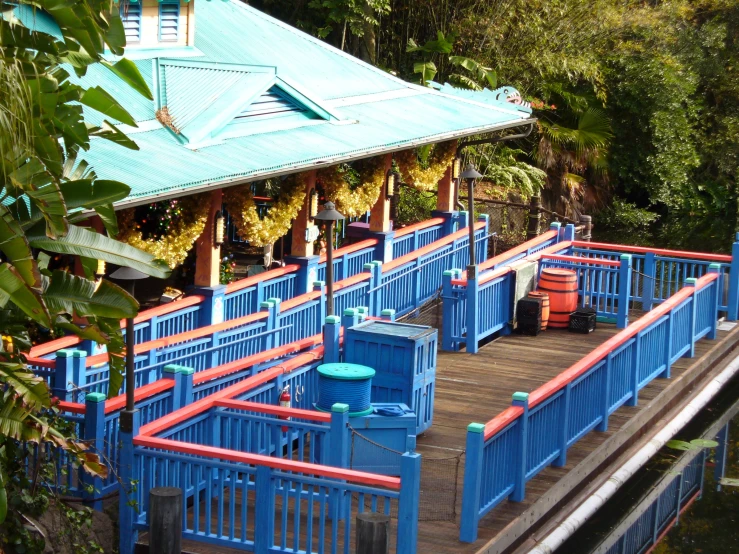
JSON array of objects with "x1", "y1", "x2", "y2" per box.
[
  {"x1": 163, "y1": 364, "x2": 179, "y2": 374},
  {"x1": 318, "y1": 363, "x2": 376, "y2": 380},
  {"x1": 57, "y1": 349, "x2": 74, "y2": 358},
  {"x1": 331, "y1": 403, "x2": 350, "y2": 413},
  {"x1": 325, "y1": 315, "x2": 341, "y2": 324},
  {"x1": 685, "y1": 277, "x2": 698, "y2": 286},
  {"x1": 381, "y1": 309, "x2": 396, "y2": 317},
  {"x1": 85, "y1": 392, "x2": 106, "y2": 403},
  {"x1": 343, "y1": 308, "x2": 358, "y2": 316},
  {"x1": 467, "y1": 423, "x2": 485, "y2": 434},
  {"x1": 512, "y1": 391, "x2": 529, "y2": 403}
]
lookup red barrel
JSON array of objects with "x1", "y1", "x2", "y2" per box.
[
  {"x1": 537, "y1": 269, "x2": 578, "y2": 328},
  {"x1": 528, "y1": 291, "x2": 550, "y2": 330}
]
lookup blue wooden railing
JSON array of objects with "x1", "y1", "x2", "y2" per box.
[
  {"x1": 459, "y1": 269, "x2": 720, "y2": 542},
  {"x1": 391, "y1": 217, "x2": 446, "y2": 258}
]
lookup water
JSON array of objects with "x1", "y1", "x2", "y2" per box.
[{"x1": 559, "y1": 374, "x2": 739, "y2": 554}]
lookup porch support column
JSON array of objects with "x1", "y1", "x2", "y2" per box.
[
  {"x1": 286, "y1": 171, "x2": 321, "y2": 294},
  {"x1": 367, "y1": 154, "x2": 395, "y2": 262},
  {"x1": 432, "y1": 142, "x2": 459, "y2": 237},
  {"x1": 194, "y1": 189, "x2": 223, "y2": 288}
]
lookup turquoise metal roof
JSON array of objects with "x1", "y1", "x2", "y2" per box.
[{"x1": 13, "y1": 0, "x2": 534, "y2": 207}]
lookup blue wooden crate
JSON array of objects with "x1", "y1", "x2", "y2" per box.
[
  {"x1": 348, "y1": 403, "x2": 416, "y2": 475},
  {"x1": 344, "y1": 320, "x2": 437, "y2": 434}
]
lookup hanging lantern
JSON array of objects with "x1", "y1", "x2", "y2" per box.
[
  {"x1": 95, "y1": 259, "x2": 106, "y2": 279},
  {"x1": 309, "y1": 188, "x2": 319, "y2": 219},
  {"x1": 386, "y1": 170, "x2": 396, "y2": 198},
  {"x1": 452, "y1": 157, "x2": 462, "y2": 180},
  {"x1": 214, "y1": 210, "x2": 226, "y2": 247}
]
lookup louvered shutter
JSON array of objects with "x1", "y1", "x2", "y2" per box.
[
  {"x1": 120, "y1": 2, "x2": 142, "y2": 43},
  {"x1": 159, "y1": 2, "x2": 180, "y2": 42}
]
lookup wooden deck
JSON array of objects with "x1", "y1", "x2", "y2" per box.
[{"x1": 135, "y1": 316, "x2": 738, "y2": 554}]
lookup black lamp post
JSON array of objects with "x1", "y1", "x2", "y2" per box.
[
  {"x1": 110, "y1": 266, "x2": 150, "y2": 432},
  {"x1": 461, "y1": 163, "x2": 483, "y2": 279},
  {"x1": 314, "y1": 201, "x2": 345, "y2": 317}
]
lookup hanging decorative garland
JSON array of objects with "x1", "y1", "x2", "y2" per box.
[
  {"x1": 395, "y1": 140, "x2": 457, "y2": 191},
  {"x1": 117, "y1": 194, "x2": 210, "y2": 269},
  {"x1": 317, "y1": 156, "x2": 386, "y2": 217},
  {"x1": 223, "y1": 173, "x2": 306, "y2": 247}
]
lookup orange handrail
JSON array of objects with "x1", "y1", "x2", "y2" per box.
[
  {"x1": 318, "y1": 239, "x2": 378, "y2": 263},
  {"x1": 214, "y1": 399, "x2": 332, "y2": 423},
  {"x1": 572, "y1": 241, "x2": 732, "y2": 263},
  {"x1": 540, "y1": 254, "x2": 621, "y2": 267},
  {"x1": 482, "y1": 272, "x2": 718, "y2": 440},
  {"x1": 134, "y1": 435, "x2": 401, "y2": 489},
  {"x1": 224, "y1": 264, "x2": 301, "y2": 294},
  {"x1": 393, "y1": 217, "x2": 445, "y2": 237},
  {"x1": 105, "y1": 379, "x2": 175, "y2": 414},
  {"x1": 55, "y1": 400, "x2": 86, "y2": 414}
]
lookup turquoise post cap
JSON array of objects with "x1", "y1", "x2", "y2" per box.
[
  {"x1": 381, "y1": 309, "x2": 396, "y2": 316},
  {"x1": 356, "y1": 306, "x2": 369, "y2": 314},
  {"x1": 685, "y1": 277, "x2": 698, "y2": 286},
  {"x1": 373, "y1": 260, "x2": 383, "y2": 268},
  {"x1": 325, "y1": 315, "x2": 341, "y2": 324},
  {"x1": 260, "y1": 300, "x2": 275, "y2": 309},
  {"x1": 331, "y1": 403, "x2": 350, "y2": 413},
  {"x1": 550, "y1": 221, "x2": 561, "y2": 229},
  {"x1": 57, "y1": 349, "x2": 74, "y2": 358},
  {"x1": 85, "y1": 392, "x2": 106, "y2": 403},
  {"x1": 708, "y1": 263, "x2": 721, "y2": 270},
  {"x1": 313, "y1": 280, "x2": 325, "y2": 287},
  {"x1": 267, "y1": 297, "x2": 281, "y2": 305},
  {"x1": 443, "y1": 270, "x2": 455, "y2": 276},
  {"x1": 163, "y1": 364, "x2": 179, "y2": 374},
  {"x1": 344, "y1": 308, "x2": 358, "y2": 316},
  {"x1": 177, "y1": 366, "x2": 195, "y2": 375},
  {"x1": 467, "y1": 422, "x2": 485, "y2": 434},
  {"x1": 512, "y1": 391, "x2": 529, "y2": 402},
  {"x1": 72, "y1": 350, "x2": 85, "y2": 358},
  {"x1": 620, "y1": 254, "x2": 632, "y2": 261},
  {"x1": 318, "y1": 363, "x2": 376, "y2": 380},
  {"x1": 364, "y1": 263, "x2": 374, "y2": 270}
]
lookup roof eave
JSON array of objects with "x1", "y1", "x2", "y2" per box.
[{"x1": 105, "y1": 116, "x2": 537, "y2": 212}]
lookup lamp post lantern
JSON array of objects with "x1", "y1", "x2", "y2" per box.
[
  {"x1": 461, "y1": 163, "x2": 483, "y2": 280},
  {"x1": 110, "y1": 266, "x2": 150, "y2": 431},
  {"x1": 314, "y1": 201, "x2": 345, "y2": 316}
]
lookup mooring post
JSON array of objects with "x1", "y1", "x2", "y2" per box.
[
  {"x1": 527, "y1": 196, "x2": 542, "y2": 240},
  {"x1": 149, "y1": 487, "x2": 183, "y2": 554},
  {"x1": 579, "y1": 215, "x2": 592, "y2": 242},
  {"x1": 356, "y1": 512, "x2": 390, "y2": 554}
]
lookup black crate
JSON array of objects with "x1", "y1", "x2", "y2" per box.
[
  {"x1": 516, "y1": 298, "x2": 542, "y2": 321},
  {"x1": 568, "y1": 309, "x2": 596, "y2": 334},
  {"x1": 517, "y1": 321, "x2": 541, "y2": 336}
]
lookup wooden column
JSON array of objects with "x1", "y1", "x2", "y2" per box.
[
  {"x1": 291, "y1": 170, "x2": 318, "y2": 257},
  {"x1": 370, "y1": 154, "x2": 393, "y2": 232},
  {"x1": 194, "y1": 188, "x2": 223, "y2": 287},
  {"x1": 436, "y1": 165, "x2": 455, "y2": 212}
]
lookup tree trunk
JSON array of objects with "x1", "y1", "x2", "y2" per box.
[{"x1": 360, "y1": 2, "x2": 377, "y2": 64}]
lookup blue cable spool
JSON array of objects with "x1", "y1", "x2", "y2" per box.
[{"x1": 316, "y1": 363, "x2": 375, "y2": 417}]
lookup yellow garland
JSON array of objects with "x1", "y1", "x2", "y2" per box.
[
  {"x1": 117, "y1": 194, "x2": 210, "y2": 269},
  {"x1": 223, "y1": 173, "x2": 306, "y2": 247},
  {"x1": 317, "y1": 156, "x2": 386, "y2": 217},
  {"x1": 395, "y1": 140, "x2": 457, "y2": 191}
]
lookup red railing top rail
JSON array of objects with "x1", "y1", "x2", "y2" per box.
[
  {"x1": 540, "y1": 254, "x2": 621, "y2": 267},
  {"x1": 572, "y1": 241, "x2": 732, "y2": 263},
  {"x1": 279, "y1": 272, "x2": 372, "y2": 311},
  {"x1": 105, "y1": 378, "x2": 175, "y2": 414},
  {"x1": 27, "y1": 356, "x2": 56, "y2": 368},
  {"x1": 214, "y1": 398, "x2": 333, "y2": 423},
  {"x1": 318, "y1": 239, "x2": 378, "y2": 263},
  {"x1": 483, "y1": 272, "x2": 719, "y2": 440},
  {"x1": 393, "y1": 217, "x2": 445, "y2": 238},
  {"x1": 134, "y1": 435, "x2": 401, "y2": 490},
  {"x1": 55, "y1": 400, "x2": 86, "y2": 414},
  {"x1": 225, "y1": 265, "x2": 301, "y2": 294},
  {"x1": 383, "y1": 221, "x2": 486, "y2": 273}
]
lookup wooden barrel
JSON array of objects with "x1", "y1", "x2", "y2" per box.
[
  {"x1": 528, "y1": 291, "x2": 550, "y2": 330},
  {"x1": 537, "y1": 269, "x2": 578, "y2": 328}
]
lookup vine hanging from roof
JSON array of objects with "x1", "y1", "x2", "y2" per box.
[
  {"x1": 223, "y1": 173, "x2": 306, "y2": 247},
  {"x1": 117, "y1": 194, "x2": 210, "y2": 269},
  {"x1": 318, "y1": 156, "x2": 386, "y2": 217},
  {"x1": 395, "y1": 140, "x2": 457, "y2": 191}
]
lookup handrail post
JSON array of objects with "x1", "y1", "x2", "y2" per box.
[
  {"x1": 288, "y1": 255, "x2": 320, "y2": 294},
  {"x1": 597, "y1": 353, "x2": 613, "y2": 432},
  {"x1": 563, "y1": 223, "x2": 576, "y2": 243},
  {"x1": 83, "y1": 392, "x2": 106, "y2": 511},
  {"x1": 118, "y1": 409, "x2": 140, "y2": 554},
  {"x1": 465, "y1": 270, "x2": 480, "y2": 353},
  {"x1": 381, "y1": 308, "x2": 396, "y2": 321},
  {"x1": 511, "y1": 392, "x2": 529, "y2": 502},
  {"x1": 262, "y1": 299, "x2": 278, "y2": 351},
  {"x1": 313, "y1": 281, "x2": 326, "y2": 333},
  {"x1": 549, "y1": 222, "x2": 561, "y2": 243},
  {"x1": 163, "y1": 364, "x2": 181, "y2": 412},
  {"x1": 329, "y1": 403, "x2": 349, "y2": 520},
  {"x1": 194, "y1": 284, "x2": 227, "y2": 326},
  {"x1": 442, "y1": 269, "x2": 461, "y2": 352},
  {"x1": 708, "y1": 264, "x2": 721, "y2": 339},
  {"x1": 459, "y1": 423, "x2": 485, "y2": 543},
  {"x1": 642, "y1": 252, "x2": 657, "y2": 311},
  {"x1": 323, "y1": 316, "x2": 341, "y2": 364},
  {"x1": 527, "y1": 196, "x2": 542, "y2": 240},
  {"x1": 685, "y1": 277, "x2": 698, "y2": 358},
  {"x1": 617, "y1": 254, "x2": 632, "y2": 329},
  {"x1": 554, "y1": 383, "x2": 571, "y2": 467},
  {"x1": 662, "y1": 305, "x2": 674, "y2": 379},
  {"x1": 356, "y1": 306, "x2": 369, "y2": 323},
  {"x1": 397, "y1": 452, "x2": 421, "y2": 554},
  {"x1": 628, "y1": 334, "x2": 642, "y2": 407},
  {"x1": 728, "y1": 232, "x2": 739, "y2": 320},
  {"x1": 458, "y1": 210, "x2": 470, "y2": 230},
  {"x1": 53, "y1": 349, "x2": 78, "y2": 401},
  {"x1": 371, "y1": 261, "x2": 384, "y2": 315},
  {"x1": 364, "y1": 262, "x2": 377, "y2": 316},
  {"x1": 254, "y1": 465, "x2": 274, "y2": 554},
  {"x1": 342, "y1": 308, "x2": 359, "y2": 331}
]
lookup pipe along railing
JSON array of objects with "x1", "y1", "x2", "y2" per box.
[
  {"x1": 34, "y1": 215, "x2": 483, "y2": 517},
  {"x1": 117, "y1": 324, "x2": 421, "y2": 554},
  {"x1": 459, "y1": 269, "x2": 721, "y2": 542}
]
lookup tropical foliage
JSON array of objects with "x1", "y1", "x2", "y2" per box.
[{"x1": 0, "y1": 0, "x2": 171, "y2": 543}]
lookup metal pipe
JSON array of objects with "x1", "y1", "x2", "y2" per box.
[
  {"x1": 527, "y1": 353, "x2": 739, "y2": 554},
  {"x1": 125, "y1": 315, "x2": 135, "y2": 413},
  {"x1": 467, "y1": 178, "x2": 476, "y2": 272}
]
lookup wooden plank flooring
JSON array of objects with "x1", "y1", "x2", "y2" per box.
[{"x1": 135, "y1": 317, "x2": 734, "y2": 554}]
